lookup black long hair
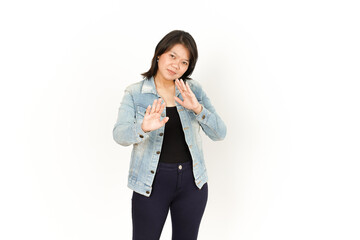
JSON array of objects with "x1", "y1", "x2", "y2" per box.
[{"x1": 141, "y1": 30, "x2": 198, "y2": 82}]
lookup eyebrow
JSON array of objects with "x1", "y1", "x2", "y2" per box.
[{"x1": 171, "y1": 51, "x2": 189, "y2": 62}]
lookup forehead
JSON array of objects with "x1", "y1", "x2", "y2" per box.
[{"x1": 167, "y1": 44, "x2": 190, "y2": 60}]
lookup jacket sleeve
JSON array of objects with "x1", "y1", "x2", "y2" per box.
[
  {"x1": 192, "y1": 83, "x2": 227, "y2": 141},
  {"x1": 112, "y1": 89, "x2": 150, "y2": 146}
]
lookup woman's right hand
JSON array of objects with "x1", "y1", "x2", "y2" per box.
[{"x1": 141, "y1": 98, "x2": 169, "y2": 132}]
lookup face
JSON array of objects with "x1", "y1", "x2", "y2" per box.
[{"x1": 155, "y1": 43, "x2": 190, "y2": 82}]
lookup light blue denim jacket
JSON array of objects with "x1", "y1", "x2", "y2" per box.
[{"x1": 112, "y1": 76, "x2": 226, "y2": 197}]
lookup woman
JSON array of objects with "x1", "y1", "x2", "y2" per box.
[{"x1": 113, "y1": 30, "x2": 226, "y2": 240}]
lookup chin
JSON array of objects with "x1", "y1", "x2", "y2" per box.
[{"x1": 165, "y1": 75, "x2": 177, "y2": 81}]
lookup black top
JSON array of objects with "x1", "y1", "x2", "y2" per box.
[{"x1": 158, "y1": 106, "x2": 192, "y2": 163}]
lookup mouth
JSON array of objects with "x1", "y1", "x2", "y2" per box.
[{"x1": 167, "y1": 69, "x2": 176, "y2": 75}]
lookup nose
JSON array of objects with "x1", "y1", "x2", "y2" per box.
[{"x1": 172, "y1": 60, "x2": 180, "y2": 69}]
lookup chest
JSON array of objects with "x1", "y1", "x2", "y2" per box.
[{"x1": 156, "y1": 88, "x2": 176, "y2": 107}]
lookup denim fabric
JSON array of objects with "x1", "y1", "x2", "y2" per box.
[
  {"x1": 113, "y1": 76, "x2": 226, "y2": 197},
  {"x1": 132, "y1": 161, "x2": 208, "y2": 240}
]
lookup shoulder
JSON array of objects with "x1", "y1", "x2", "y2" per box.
[
  {"x1": 187, "y1": 79, "x2": 205, "y2": 98},
  {"x1": 187, "y1": 79, "x2": 202, "y2": 89},
  {"x1": 124, "y1": 78, "x2": 146, "y2": 93}
]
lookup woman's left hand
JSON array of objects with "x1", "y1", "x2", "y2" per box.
[{"x1": 174, "y1": 78, "x2": 203, "y2": 114}]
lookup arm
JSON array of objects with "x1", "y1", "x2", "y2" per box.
[
  {"x1": 194, "y1": 87, "x2": 227, "y2": 141},
  {"x1": 112, "y1": 89, "x2": 149, "y2": 146},
  {"x1": 174, "y1": 78, "x2": 227, "y2": 141},
  {"x1": 192, "y1": 83, "x2": 227, "y2": 141}
]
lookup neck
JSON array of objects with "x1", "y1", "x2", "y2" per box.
[{"x1": 154, "y1": 75, "x2": 175, "y2": 89}]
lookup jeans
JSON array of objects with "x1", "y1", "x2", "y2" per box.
[{"x1": 131, "y1": 161, "x2": 208, "y2": 240}]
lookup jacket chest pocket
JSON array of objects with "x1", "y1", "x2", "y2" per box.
[{"x1": 136, "y1": 105, "x2": 147, "y2": 120}]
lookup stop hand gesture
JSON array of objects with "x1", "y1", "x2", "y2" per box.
[
  {"x1": 174, "y1": 78, "x2": 202, "y2": 113},
  {"x1": 141, "y1": 98, "x2": 169, "y2": 133},
  {"x1": 140, "y1": 79, "x2": 202, "y2": 133}
]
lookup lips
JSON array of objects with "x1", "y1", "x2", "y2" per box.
[{"x1": 167, "y1": 69, "x2": 176, "y2": 75}]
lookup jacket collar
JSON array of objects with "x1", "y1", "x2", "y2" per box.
[{"x1": 141, "y1": 76, "x2": 181, "y2": 97}]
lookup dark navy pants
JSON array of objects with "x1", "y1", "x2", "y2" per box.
[{"x1": 131, "y1": 161, "x2": 208, "y2": 240}]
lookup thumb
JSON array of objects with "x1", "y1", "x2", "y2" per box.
[
  {"x1": 174, "y1": 96, "x2": 184, "y2": 106},
  {"x1": 161, "y1": 117, "x2": 169, "y2": 125}
]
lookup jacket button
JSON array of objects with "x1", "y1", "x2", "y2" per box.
[
  {"x1": 159, "y1": 133, "x2": 163, "y2": 136},
  {"x1": 202, "y1": 114, "x2": 205, "y2": 119},
  {"x1": 150, "y1": 170, "x2": 154, "y2": 174},
  {"x1": 156, "y1": 151, "x2": 161, "y2": 154},
  {"x1": 146, "y1": 191, "x2": 150, "y2": 194},
  {"x1": 139, "y1": 134, "x2": 144, "y2": 138}
]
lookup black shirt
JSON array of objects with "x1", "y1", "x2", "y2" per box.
[{"x1": 158, "y1": 106, "x2": 192, "y2": 163}]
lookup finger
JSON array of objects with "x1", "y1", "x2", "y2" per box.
[
  {"x1": 185, "y1": 81, "x2": 192, "y2": 93},
  {"x1": 159, "y1": 101, "x2": 166, "y2": 113},
  {"x1": 161, "y1": 117, "x2": 169, "y2": 125},
  {"x1": 175, "y1": 79, "x2": 184, "y2": 93},
  {"x1": 180, "y1": 79, "x2": 187, "y2": 92},
  {"x1": 185, "y1": 81, "x2": 196, "y2": 98},
  {"x1": 174, "y1": 96, "x2": 184, "y2": 106},
  {"x1": 150, "y1": 99, "x2": 157, "y2": 114},
  {"x1": 155, "y1": 98, "x2": 162, "y2": 112},
  {"x1": 145, "y1": 105, "x2": 151, "y2": 115}
]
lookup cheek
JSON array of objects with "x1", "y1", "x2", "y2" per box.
[
  {"x1": 158, "y1": 57, "x2": 168, "y2": 67},
  {"x1": 180, "y1": 66, "x2": 189, "y2": 75}
]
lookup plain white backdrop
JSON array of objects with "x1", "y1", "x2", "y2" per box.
[{"x1": 1, "y1": 0, "x2": 359, "y2": 239}]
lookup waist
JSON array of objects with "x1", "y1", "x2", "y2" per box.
[{"x1": 157, "y1": 160, "x2": 192, "y2": 172}]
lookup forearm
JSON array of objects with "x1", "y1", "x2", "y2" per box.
[
  {"x1": 194, "y1": 104, "x2": 227, "y2": 141},
  {"x1": 113, "y1": 121, "x2": 149, "y2": 146},
  {"x1": 113, "y1": 89, "x2": 150, "y2": 146}
]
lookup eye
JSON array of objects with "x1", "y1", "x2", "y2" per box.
[
  {"x1": 182, "y1": 61, "x2": 188, "y2": 66},
  {"x1": 170, "y1": 54, "x2": 175, "y2": 59}
]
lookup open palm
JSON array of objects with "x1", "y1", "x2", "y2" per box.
[
  {"x1": 141, "y1": 98, "x2": 169, "y2": 132},
  {"x1": 174, "y1": 78, "x2": 200, "y2": 111}
]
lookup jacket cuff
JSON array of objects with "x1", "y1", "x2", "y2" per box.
[{"x1": 194, "y1": 105, "x2": 208, "y2": 123}]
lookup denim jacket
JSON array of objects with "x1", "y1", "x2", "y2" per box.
[{"x1": 112, "y1": 76, "x2": 226, "y2": 197}]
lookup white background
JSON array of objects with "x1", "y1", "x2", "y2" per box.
[{"x1": 1, "y1": 0, "x2": 359, "y2": 239}]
